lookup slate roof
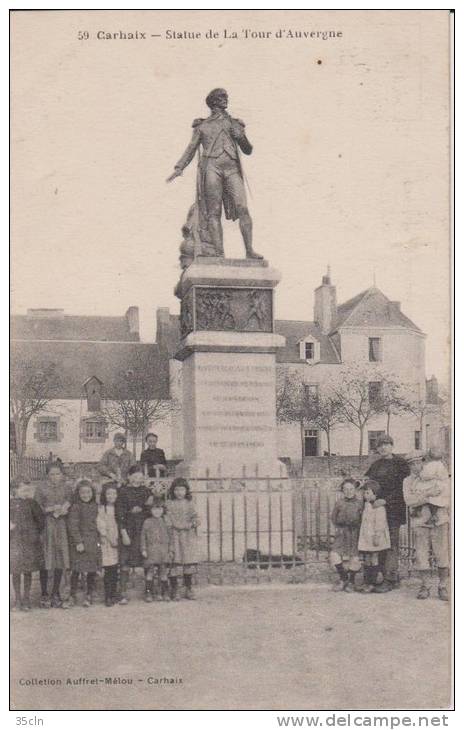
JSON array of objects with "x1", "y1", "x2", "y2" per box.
[
  {"x1": 274, "y1": 320, "x2": 340, "y2": 364},
  {"x1": 332, "y1": 287, "x2": 423, "y2": 334},
  {"x1": 11, "y1": 314, "x2": 139, "y2": 342},
  {"x1": 10, "y1": 340, "x2": 169, "y2": 400},
  {"x1": 11, "y1": 285, "x2": 423, "y2": 397}
]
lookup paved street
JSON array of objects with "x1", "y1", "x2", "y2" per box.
[{"x1": 11, "y1": 580, "x2": 451, "y2": 710}]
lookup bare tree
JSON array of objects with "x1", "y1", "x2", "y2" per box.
[
  {"x1": 10, "y1": 356, "x2": 61, "y2": 458},
  {"x1": 305, "y1": 387, "x2": 346, "y2": 474},
  {"x1": 400, "y1": 383, "x2": 438, "y2": 451},
  {"x1": 331, "y1": 365, "x2": 404, "y2": 462},
  {"x1": 102, "y1": 350, "x2": 179, "y2": 458},
  {"x1": 276, "y1": 368, "x2": 347, "y2": 473},
  {"x1": 276, "y1": 369, "x2": 308, "y2": 471},
  {"x1": 377, "y1": 378, "x2": 412, "y2": 436}
]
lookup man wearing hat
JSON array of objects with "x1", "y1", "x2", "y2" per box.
[
  {"x1": 365, "y1": 434, "x2": 410, "y2": 591},
  {"x1": 403, "y1": 450, "x2": 450, "y2": 601},
  {"x1": 98, "y1": 433, "x2": 135, "y2": 485}
]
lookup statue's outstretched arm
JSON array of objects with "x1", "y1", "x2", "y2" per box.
[{"x1": 174, "y1": 127, "x2": 201, "y2": 172}]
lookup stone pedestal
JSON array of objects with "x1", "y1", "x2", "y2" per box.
[{"x1": 174, "y1": 258, "x2": 287, "y2": 478}]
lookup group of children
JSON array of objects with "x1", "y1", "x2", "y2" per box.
[
  {"x1": 330, "y1": 477, "x2": 389, "y2": 593},
  {"x1": 330, "y1": 449, "x2": 450, "y2": 598},
  {"x1": 10, "y1": 462, "x2": 200, "y2": 611},
  {"x1": 11, "y1": 450, "x2": 450, "y2": 610}
]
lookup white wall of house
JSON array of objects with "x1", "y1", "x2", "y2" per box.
[
  {"x1": 21, "y1": 321, "x2": 438, "y2": 467},
  {"x1": 277, "y1": 410, "x2": 440, "y2": 463},
  {"x1": 275, "y1": 325, "x2": 435, "y2": 462},
  {"x1": 338, "y1": 327, "x2": 426, "y2": 393},
  {"x1": 169, "y1": 359, "x2": 184, "y2": 459},
  {"x1": 24, "y1": 399, "x2": 174, "y2": 462}
]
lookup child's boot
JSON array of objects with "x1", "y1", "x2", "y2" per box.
[
  {"x1": 11, "y1": 575, "x2": 21, "y2": 611},
  {"x1": 359, "y1": 565, "x2": 376, "y2": 593},
  {"x1": 51, "y1": 593, "x2": 62, "y2": 608},
  {"x1": 438, "y1": 568, "x2": 449, "y2": 601},
  {"x1": 344, "y1": 571, "x2": 357, "y2": 593},
  {"x1": 161, "y1": 580, "x2": 170, "y2": 601},
  {"x1": 169, "y1": 576, "x2": 180, "y2": 601},
  {"x1": 333, "y1": 563, "x2": 348, "y2": 591},
  {"x1": 22, "y1": 574, "x2": 32, "y2": 611},
  {"x1": 119, "y1": 570, "x2": 129, "y2": 605},
  {"x1": 39, "y1": 570, "x2": 50, "y2": 608},
  {"x1": 184, "y1": 574, "x2": 195, "y2": 600},
  {"x1": 144, "y1": 580, "x2": 154, "y2": 602},
  {"x1": 82, "y1": 594, "x2": 94, "y2": 608}
]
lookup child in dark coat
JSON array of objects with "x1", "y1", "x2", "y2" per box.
[
  {"x1": 141, "y1": 498, "x2": 172, "y2": 601},
  {"x1": 35, "y1": 461, "x2": 73, "y2": 608},
  {"x1": 330, "y1": 478, "x2": 363, "y2": 592},
  {"x1": 67, "y1": 479, "x2": 100, "y2": 607},
  {"x1": 115, "y1": 464, "x2": 153, "y2": 604},
  {"x1": 10, "y1": 478, "x2": 45, "y2": 611}
]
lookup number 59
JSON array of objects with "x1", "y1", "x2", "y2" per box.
[{"x1": 78, "y1": 31, "x2": 89, "y2": 40}]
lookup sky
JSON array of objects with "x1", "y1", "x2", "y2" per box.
[{"x1": 10, "y1": 10, "x2": 451, "y2": 381}]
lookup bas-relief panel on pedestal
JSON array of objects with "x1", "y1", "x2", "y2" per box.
[
  {"x1": 180, "y1": 287, "x2": 273, "y2": 337},
  {"x1": 180, "y1": 289, "x2": 194, "y2": 338}
]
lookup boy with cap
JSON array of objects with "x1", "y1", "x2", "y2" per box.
[
  {"x1": 98, "y1": 433, "x2": 135, "y2": 485},
  {"x1": 365, "y1": 435, "x2": 410, "y2": 592},
  {"x1": 403, "y1": 450, "x2": 450, "y2": 601}
]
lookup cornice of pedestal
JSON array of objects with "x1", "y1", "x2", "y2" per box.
[
  {"x1": 174, "y1": 331, "x2": 286, "y2": 361},
  {"x1": 174, "y1": 258, "x2": 282, "y2": 299}
]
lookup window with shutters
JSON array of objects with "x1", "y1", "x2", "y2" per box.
[
  {"x1": 35, "y1": 417, "x2": 61, "y2": 443},
  {"x1": 81, "y1": 417, "x2": 107, "y2": 443}
]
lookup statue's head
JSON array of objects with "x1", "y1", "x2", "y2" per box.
[{"x1": 206, "y1": 88, "x2": 228, "y2": 110}]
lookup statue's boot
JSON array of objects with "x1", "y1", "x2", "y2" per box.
[
  {"x1": 245, "y1": 241, "x2": 264, "y2": 260},
  {"x1": 241, "y1": 216, "x2": 263, "y2": 260},
  {"x1": 208, "y1": 217, "x2": 224, "y2": 258},
  {"x1": 246, "y1": 248, "x2": 264, "y2": 260}
]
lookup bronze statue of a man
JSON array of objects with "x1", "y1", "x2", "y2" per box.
[{"x1": 167, "y1": 88, "x2": 263, "y2": 260}]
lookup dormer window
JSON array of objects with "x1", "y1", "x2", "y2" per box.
[
  {"x1": 305, "y1": 342, "x2": 314, "y2": 360},
  {"x1": 299, "y1": 337, "x2": 320, "y2": 364},
  {"x1": 83, "y1": 376, "x2": 103, "y2": 412}
]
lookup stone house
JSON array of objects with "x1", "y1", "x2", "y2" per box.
[{"x1": 10, "y1": 272, "x2": 446, "y2": 467}]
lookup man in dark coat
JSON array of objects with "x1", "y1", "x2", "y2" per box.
[
  {"x1": 140, "y1": 433, "x2": 167, "y2": 477},
  {"x1": 365, "y1": 434, "x2": 410, "y2": 591}
]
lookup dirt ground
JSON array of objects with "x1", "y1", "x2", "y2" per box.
[{"x1": 10, "y1": 579, "x2": 451, "y2": 711}]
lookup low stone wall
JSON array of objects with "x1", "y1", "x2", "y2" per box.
[{"x1": 302, "y1": 454, "x2": 380, "y2": 477}]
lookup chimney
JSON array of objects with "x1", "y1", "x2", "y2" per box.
[
  {"x1": 156, "y1": 307, "x2": 171, "y2": 346},
  {"x1": 426, "y1": 375, "x2": 439, "y2": 403},
  {"x1": 125, "y1": 306, "x2": 139, "y2": 338},
  {"x1": 314, "y1": 267, "x2": 337, "y2": 334}
]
